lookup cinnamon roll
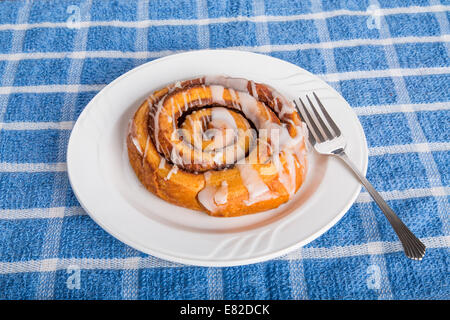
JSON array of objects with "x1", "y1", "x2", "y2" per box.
[{"x1": 127, "y1": 76, "x2": 307, "y2": 217}]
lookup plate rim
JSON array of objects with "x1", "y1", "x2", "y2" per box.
[{"x1": 67, "y1": 49, "x2": 368, "y2": 267}]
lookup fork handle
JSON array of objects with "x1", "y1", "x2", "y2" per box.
[{"x1": 335, "y1": 151, "x2": 426, "y2": 260}]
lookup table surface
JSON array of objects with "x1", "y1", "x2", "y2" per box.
[{"x1": 0, "y1": 0, "x2": 448, "y2": 300}]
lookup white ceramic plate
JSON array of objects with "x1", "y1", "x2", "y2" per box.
[{"x1": 67, "y1": 50, "x2": 368, "y2": 267}]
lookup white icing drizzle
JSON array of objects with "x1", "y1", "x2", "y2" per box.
[
  {"x1": 170, "y1": 145, "x2": 184, "y2": 165},
  {"x1": 128, "y1": 120, "x2": 144, "y2": 155},
  {"x1": 236, "y1": 91, "x2": 261, "y2": 128},
  {"x1": 131, "y1": 137, "x2": 143, "y2": 155},
  {"x1": 213, "y1": 151, "x2": 223, "y2": 165},
  {"x1": 210, "y1": 85, "x2": 225, "y2": 105},
  {"x1": 182, "y1": 91, "x2": 188, "y2": 111},
  {"x1": 142, "y1": 135, "x2": 150, "y2": 164},
  {"x1": 268, "y1": 122, "x2": 306, "y2": 198},
  {"x1": 174, "y1": 81, "x2": 182, "y2": 89},
  {"x1": 153, "y1": 97, "x2": 166, "y2": 152},
  {"x1": 250, "y1": 80, "x2": 258, "y2": 99},
  {"x1": 198, "y1": 185, "x2": 218, "y2": 212},
  {"x1": 159, "y1": 157, "x2": 166, "y2": 169},
  {"x1": 214, "y1": 181, "x2": 228, "y2": 205},
  {"x1": 237, "y1": 164, "x2": 274, "y2": 205},
  {"x1": 127, "y1": 119, "x2": 133, "y2": 134},
  {"x1": 192, "y1": 119, "x2": 203, "y2": 150},
  {"x1": 211, "y1": 107, "x2": 238, "y2": 130},
  {"x1": 228, "y1": 88, "x2": 238, "y2": 108},
  {"x1": 198, "y1": 172, "x2": 218, "y2": 212},
  {"x1": 165, "y1": 165, "x2": 178, "y2": 180},
  {"x1": 276, "y1": 151, "x2": 297, "y2": 197},
  {"x1": 198, "y1": 172, "x2": 229, "y2": 212},
  {"x1": 204, "y1": 75, "x2": 248, "y2": 93}
]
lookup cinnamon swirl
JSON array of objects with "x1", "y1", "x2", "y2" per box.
[{"x1": 127, "y1": 76, "x2": 307, "y2": 217}]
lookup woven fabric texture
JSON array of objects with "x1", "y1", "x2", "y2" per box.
[{"x1": 0, "y1": 0, "x2": 448, "y2": 299}]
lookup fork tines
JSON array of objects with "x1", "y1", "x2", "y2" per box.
[{"x1": 294, "y1": 92, "x2": 341, "y2": 144}]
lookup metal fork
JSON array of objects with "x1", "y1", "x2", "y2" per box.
[{"x1": 294, "y1": 93, "x2": 426, "y2": 260}]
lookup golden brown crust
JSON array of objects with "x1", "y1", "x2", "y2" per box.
[{"x1": 127, "y1": 76, "x2": 307, "y2": 217}]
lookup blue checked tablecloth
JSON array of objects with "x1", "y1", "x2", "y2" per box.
[{"x1": 0, "y1": 0, "x2": 448, "y2": 300}]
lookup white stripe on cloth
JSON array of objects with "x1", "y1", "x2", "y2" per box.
[
  {"x1": 429, "y1": 0, "x2": 450, "y2": 55},
  {"x1": 0, "y1": 4, "x2": 448, "y2": 31},
  {"x1": 0, "y1": 84, "x2": 105, "y2": 94},
  {"x1": 0, "y1": 121, "x2": 74, "y2": 130},
  {"x1": 283, "y1": 235, "x2": 449, "y2": 260},
  {"x1": 354, "y1": 101, "x2": 450, "y2": 116},
  {"x1": 121, "y1": 250, "x2": 140, "y2": 300},
  {"x1": 0, "y1": 65, "x2": 447, "y2": 96},
  {"x1": 311, "y1": 1, "x2": 340, "y2": 92},
  {"x1": 196, "y1": 0, "x2": 210, "y2": 49},
  {"x1": 287, "y1": 248, "x2": 309, "y2": 300},
  {"x1": 0, "y1": 187, "x2": 448, "y2": 220},
  {"x1": 336, "y1": 2, "x2": 390, "y2": 299},
  {"x1": 0, "y1": 162, "x2": 68, "y2": 172},
  {"x1": 0, "y1": 256, "x2": 182, "y2": 275},
  {"x1": 368, "y1": 142, "x2": 450, "y2": 156},
  {"x1": 323, "y1": 66, "x2": 450, "y2": 82},
  {"x1": 34, "y1": 0, "x2": 93, "y2": 300},
  {"x1": 0, "y1": 1, "x2": 31, "y2": 132},
  {"x1": 0, "y1": 186, "x2": 447, "y2": 221},
  {"x1": 253, "y1": 0, "x2": 271, "y2": 49},
  {"x1": 119, "y1": 0, "x2": 150, "y2": 300},
  {"x1": 355, "y1": 202, "x2": 394, "y2": 299},
  {"x1": 357, "y1": 187, "x2": 449, "y2": 203},
  {"x1": 374, "y1": 0, "x2": 449, "y2": 237},
  {"x1": 1, "y1": 34, "x2": 448, "y2": 61},
  {"x1": 0, "y1": 206, "x2": 86, "y2": 219},
  {"x1": 133, "y1": 0, "x2": 149, "y2": 68},
  {"x1": 0, "y1": 235, "x2": 447, "y2": 274},
  {"x1": 207, "y1": 268, "x2": 224, "y2": 300},
  {"x1": 319, "y1": 0, "x2": 391, "y2": 300}
]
